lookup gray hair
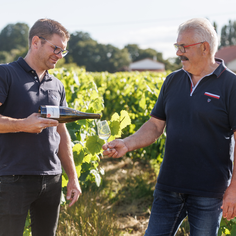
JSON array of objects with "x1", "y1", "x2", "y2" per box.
[{"x1": 178, "y1": 18, "x2": 218, "y2": 57}]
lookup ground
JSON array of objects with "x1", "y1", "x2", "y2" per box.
[
  {"x1": 100, "y1": 157, "x2": 156, "y2": 235},
  {"x1": 57, "y1": 156, "x2": 189, "y2": 235},
  {"x1": 100, "y1": 156, "x2": 189, "y2": 236}
]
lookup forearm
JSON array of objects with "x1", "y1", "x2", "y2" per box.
[
  {"x1": 57, "y1": 124, "x2": 77, "y2": 180},
  {"x1": 228, "y1": 143, "x2": 236, "y2": 187},
  {"x1": 0, "y1": 102, "x2": 24, "y2": 133},
  {"x1": 0, "y1": 114, "x2": 25, "y2": 133},
  {"x1": 222, "y1": 132, "x2": 236, "y2": 220},
  {"x1": 124, "y1": 117, "x2": 166, "y2": 152},
  {"x1": 0, "y1": 113, "x2": 59, "y2": 134},
  {"x1": 57, "y1": 123, "x2": 81, "y2": 206}
]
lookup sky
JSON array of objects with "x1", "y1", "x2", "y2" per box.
[{"x1": 1, "y1": 0, "x2": 236, "y2": 60}]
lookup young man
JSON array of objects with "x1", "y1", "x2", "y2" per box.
[
  {"x1": 103, "y1": 18, "x2": 236, "y2": 236},
  {"x1": 0, "y1": 19, "x2": 81, "y2": 236}
]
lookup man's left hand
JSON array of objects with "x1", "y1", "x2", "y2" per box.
[
  {"x1": 222, "y1": 184, "x2": 236, "y2": 220},
  {"x1": 66, "y1": 179, "x2": 82, "y2": 207}
]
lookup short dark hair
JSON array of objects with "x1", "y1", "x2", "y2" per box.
[{"x1": 28, "y1": 18, "x2": 70, "y2": 47}]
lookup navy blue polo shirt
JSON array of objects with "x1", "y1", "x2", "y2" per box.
[
  {"x1": 0, "y1": 57, "x2": 67, "y2": 175},
  {"x1": 151, "y1": 58, "x2": 236, "y2": 198}
]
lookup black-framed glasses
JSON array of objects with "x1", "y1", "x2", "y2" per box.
[
  {"x1": 174, "y1": 41, "x2": 205, "y2": 53},
  {"x1": 38, "y1": 36, "x2": 69, "y2": 57}
]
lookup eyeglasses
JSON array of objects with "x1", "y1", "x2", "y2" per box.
[
  {"x1": 174, "y1": 41, "x2": 205, "y2": 53},
  {"x1": 38, "y1": 36, "x2": 69, "y2": 57}
]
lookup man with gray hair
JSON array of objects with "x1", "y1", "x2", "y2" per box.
[{"x1": 103, "y1": 18, "x2": 236, "y2": 235}]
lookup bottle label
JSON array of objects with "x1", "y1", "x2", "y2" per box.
[{"x1": 46, "y1": 106, "x2": 60, "y2": 118}]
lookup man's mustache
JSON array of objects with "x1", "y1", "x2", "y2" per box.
[{"x1": 179, "y1": 56, "x2": 189, "y2": 61}]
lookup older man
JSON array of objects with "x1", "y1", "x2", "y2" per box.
[
  {"x1": 0, "y1": 19, "x2": 81, "y2": 236},
  {"x1": 103, "y1": 18, "x2": 236, "y2": 236}
]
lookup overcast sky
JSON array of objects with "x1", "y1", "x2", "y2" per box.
[{"x1": 1, "y1": 0, "x2": 236, "y2": 59}]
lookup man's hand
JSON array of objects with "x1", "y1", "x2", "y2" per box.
[
  {"x1": 0, "y1": 113, "x2": 59, "y2": 134},
  {"x1": 102, "y1": 118, "x2": 165, "y2": 159},
  {"x1": 221, "y1": 184, "x2": 236, "y2": 220},
  {"x1": 102, "y1": 139, "x2": 129, "y2": 158},
  {"x1": 66, "y1": 178, "x2": 82, "y2": 207},
  {"x1": 22, "y1": 113, "x2": 59, "y2": 133}
]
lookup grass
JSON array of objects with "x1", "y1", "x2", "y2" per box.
[
  {"x1": 56, "y1": 157, "x2": 191, "y2": 235},
  {"x1": 57, "y1": 189, "x2": 120, "y2": 236},
  {"x1": 56, "y1": 157, "x2": 156, "y2": 235}
]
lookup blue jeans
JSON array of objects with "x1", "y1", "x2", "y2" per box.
[
  {"x1": 145, "y1": 188, "x2": 222, "y2": 236},
  {"x1": 0, "y1": 175, "x2": 62, "y2": 236}
]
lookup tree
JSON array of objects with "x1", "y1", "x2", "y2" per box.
[
  {"x1": 66, "y1": 31, "x2": 92, "y2": 63},
  {"x1": 125, "y1": 44, "x2": 164, "y2": 62},
  {"x1": 220, "y1": 20, "x2": 236, "y2": 48},
  {"x1": 0, "y1": 23, "x2": 29, "y2": 51},
  {"x1": 67, "y1": 32, "x2": 130, "y2": 72},
  {"x1": 103, "y1": 45, "x2": 130, "y2": 72},
  {"x1": 0, "y1": 22, "x2": 181, "y2": 71},
  {"x1": 0, "y1": 51, "x2": 12, "y2": 64},
  {"x1": 125, "y1": 44, "x2": 180, "y2": 71},
  {"x1": 124, "y1": 44, "x2": 140, "y2": 61},
  {"x1": 213, "y1": 21, "x2": 218, "y2": 33}
]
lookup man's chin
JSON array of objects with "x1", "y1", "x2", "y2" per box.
[
  {"x1": 48, "y1": 62, "x2": 57, "y2": 69},
  {"x1": 181, "y1": 63, "x2": 189, "y2": 71},
  {"x1": 181, "y1": 58, "x2": 190, "y2": 66}
]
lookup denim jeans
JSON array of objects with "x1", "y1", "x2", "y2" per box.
[
  {"x1": 144, "y1": 188, "x2": 222, "y2": 236},
  {"x1": 0, "y1": 174, "x2": 62, "y2": 236}
]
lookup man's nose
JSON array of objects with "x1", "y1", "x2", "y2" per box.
[
  {"x1": 176, "y1": 47, "x2": 183, "y2": 57},
  {"x1": 56, "y1": 52, "x2": 63, "y2": 59}
]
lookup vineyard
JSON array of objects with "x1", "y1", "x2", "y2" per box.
[
  {"x1": 23, "y1": 67, "x2": 236, "y2": 235},
  {"x1": 54, "y1": 67, "x2": 168, "y2": 190}
]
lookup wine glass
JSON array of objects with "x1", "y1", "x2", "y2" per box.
[{"x1": 97, "y1": 120, "x2": 111, "y2": 150}]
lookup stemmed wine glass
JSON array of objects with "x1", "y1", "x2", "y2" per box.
[{"x1": 97, "y1": 120, "x2": 111, "y2": 150}]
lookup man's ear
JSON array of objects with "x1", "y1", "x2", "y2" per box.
[
  {"x1": 31, "y1": 36, "x2": 41, "y2": 50},
  {"x1": 202, "y1": 41, "x2": 210, "y2": 55}
]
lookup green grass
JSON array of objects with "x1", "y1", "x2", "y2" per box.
[
  {"x1": 56, "y1": 157, "x2": 156, "y2": 235},
  {"x1": 21, "y1": 157, "x2": 192, "y2": 235},
  {"x1": 56, "y1": 157, "x2": 192, "y2": 235},
  {"x1": 57, "y1": 189, "x2": 121, "y2": 236}
]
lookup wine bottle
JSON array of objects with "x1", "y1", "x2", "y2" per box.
[{"x1": 38, "y1": 105, "x2": 101, "y2": 123}]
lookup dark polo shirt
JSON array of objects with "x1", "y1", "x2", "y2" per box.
[
  {"x1": 0, "y1": 57, "x2": 67, "y2": 175},
  {"x1": 151, "y1": 58, "x2": 236, "y2": 198}
]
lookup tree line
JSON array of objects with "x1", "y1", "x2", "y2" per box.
[{"x1": 0, "y1": 20, "x2": 235, "y2": 72}]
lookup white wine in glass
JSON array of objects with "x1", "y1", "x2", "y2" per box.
[{"x1": 97, "y1": 120, "x2": 111, "y2": 149}]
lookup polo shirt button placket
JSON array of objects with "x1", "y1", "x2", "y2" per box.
[{"x1": 31, "y1": 70, "x2": 39, "y2": 83}]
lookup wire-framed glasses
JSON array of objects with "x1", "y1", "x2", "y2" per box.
[
  {"x1": 38, "y1": 36, "x2": 69, "y2": 57},
  {"x1": 174, "y1": 41, "x2": 205, "y2": 53}
]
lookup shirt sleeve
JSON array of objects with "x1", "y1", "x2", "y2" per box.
[
  {"x1": 0, "y1": 65, "x2": 10, "y2": 105},
  {"x1": 228, "y1": 75, "x2": 236, "y2": 132}
]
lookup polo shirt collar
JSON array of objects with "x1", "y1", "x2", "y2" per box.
[
  {"x1": 214, "y1": 58, "x2": 227, "y2": 78},
  {"x1": 17, "y1": 57, "x2": 52, "y2": 81},
  {"x1": 17, "y1": 57, "x2": 32, "y2": 73},
  {"x1": 183, "y1": 58, "x2": 227, "y2": 79}
]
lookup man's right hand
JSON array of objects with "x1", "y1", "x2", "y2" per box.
[
  {"x1": 102, "y1": 139, "x2": 129, "y2": 158},
  {"x1": 21, "y1": 113, "x2": 59, "y2": 133}
]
